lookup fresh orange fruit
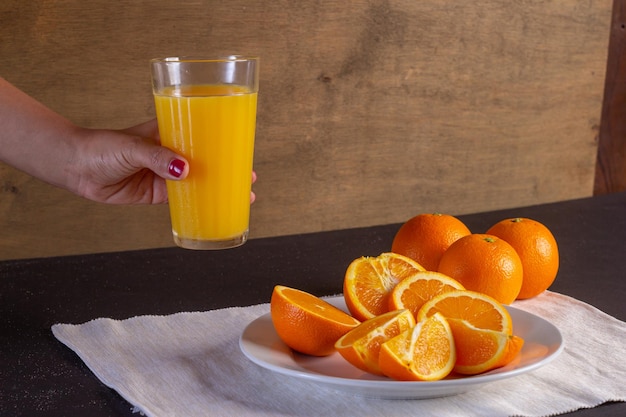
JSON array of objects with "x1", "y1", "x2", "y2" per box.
[
  {"x1": 343, "y1": 252, "x2": 425, "y2": 321},
  {"x1": 335, "y1": 309, "x2": 415, "y2": 375},
  {"x1": 437, "y1": 234, "x2": 523, "y2": 304},
  {"x1": 486, "y1": 217, "x2": 559, "y2": 299},
  {"x1": 417, "y1": 289, "x2": 513, "y2": 335},
  {"x1": 447, "y1": 318, "x2": 524, "y2": 375},
  {"x1": 391, "y1": 213, "x2": 471, "y2": 271},
  {"x1": 388, "y1": 271, "x2": 465, "y2": 318},
  {"x1": 270, "y1": 285, "x2": 361, "y2": 356},
  {"x1": 379, "y1": 312, "x2": 456, "y2": 381}
]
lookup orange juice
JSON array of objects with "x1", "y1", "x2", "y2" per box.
[{"x1": 154, "y1": 84, "x2": 257, "y2": 248}]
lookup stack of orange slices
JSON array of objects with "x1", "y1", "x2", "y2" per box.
[
  {"x1": 270, "y1": 253, "x2": 525, "y2": 381},
  {"x1": 334, "y1": 309, "x2": 415, "y2": 375},
  {"x1": 339, "y1": 255, "x2": 523, "y2": 379},
  {"x1": 378, "y1": 312, "x2": 456, "y2": 381},
  {"x1": 417, "y1": 290, "x2": 523, "y2": 375}
]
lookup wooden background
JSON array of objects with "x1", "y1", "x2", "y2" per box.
[
  {"x1": 0, "y1": 0, "x2": 615, "y2": 260},
  {"x1": 596, "y1": 0, "x2": 626, "y2": 195}
]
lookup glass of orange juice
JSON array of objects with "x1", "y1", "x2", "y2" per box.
[{"x1": 150, "y1": 56, "x2": 259, "y2": 249}]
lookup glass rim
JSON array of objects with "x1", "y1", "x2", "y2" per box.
[{"x1": 150, "y1": 55, "x2": 259, "y2": 64}]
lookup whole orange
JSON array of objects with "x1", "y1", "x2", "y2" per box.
[
  {"x1": 391, "y1": 213, "x2": 471, "y2": 271},
  {"x1": 486, "y1": 217, "x2": 559, "y2": 299},
  {"x1": 437, "y1": 234, "x2": 523, "y2": 304}
]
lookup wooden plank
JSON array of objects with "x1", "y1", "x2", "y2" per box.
[
  {"x1": 0, "y1": 0, "x2": 612, "y2": 260},
  {"x1": 595, "y1": 0, "x2": 626, "y2": 194}
]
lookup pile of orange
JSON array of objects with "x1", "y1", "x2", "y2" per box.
[
  {"x1": 392, "y1": 213, "x2": 559, "y2": 304},
  {"x1": 268, "y1": 213, "x2": 558, "y2": 382}
]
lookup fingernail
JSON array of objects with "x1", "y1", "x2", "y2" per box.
[{"x1": 168, "y1": 159, "x2": 185, "y2": 178}]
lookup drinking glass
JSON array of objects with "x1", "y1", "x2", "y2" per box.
[{"x1": 151, "y1": 56, "x2": 259, "y2": 249}]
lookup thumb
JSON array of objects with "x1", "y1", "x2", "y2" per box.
[
  {"x1": 134, "y1": 139, "x2": 189, "y2": 180},
  {"x1": 122, "y1": 120, "x2": 189, "y2": 180}
]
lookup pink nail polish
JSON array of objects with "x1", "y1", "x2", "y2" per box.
[{"x1": 168, "y1": 159, "x2": 185, "y2": 178}]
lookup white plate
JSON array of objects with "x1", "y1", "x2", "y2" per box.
[{"x1": 239, "y1": 296, "x2": 564, "y2": 399}]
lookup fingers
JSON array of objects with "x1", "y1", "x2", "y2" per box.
[
  {"x1": 122, "y1": 119, "x2": 160, "y2": 142},
  {"x1": 251, "y1": 171, "x2": 257, "y2": 203},
  {"x1": 120, "y1": 121, "x2": 187, "y2": 180}
]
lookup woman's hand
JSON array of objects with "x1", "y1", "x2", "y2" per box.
[{"x1": 71, "y1": 120, "x2": 189, "y2": 204}]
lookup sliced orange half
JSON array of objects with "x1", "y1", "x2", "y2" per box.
[
  {"x1": 447, "y1": 318, "x2": 524, "y2": 375},
  {"x1": 416, "y1": 290, "x2": 513, "y2": 335},
  {"x1": 335, "y1": 309, "x2": 415, "y2": 375},
  {"x1": 379, "y1": 312, "x2": 456, "y2": 381},
  {"x1": 343, "y1": 252, "x2": 425, "y2": 321},
  {"x1": 388, "y1": 271, "x2": 465, "y2": 318},
  {"x1": 270, "y1": 285, "x2": 361, "y2": 356}
]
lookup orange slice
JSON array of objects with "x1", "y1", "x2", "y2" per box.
[
  {"x1": 379, "y1": 312, "x2": 456, "y2": 381},
  {"x1": 335, "y1": 309, "x2": 415, "y2": 375},
  {"x1": 417, "y1": 290, "x2": 513, "y2": 335},
  {"x1": 270, "y1": 285, "x2": 361, "y2": 356},
  {"x1": 388, "y1": 271, "x2": 465, "y2": 318},
  {"x1": 343, "y1": 252, "x2": 425, "y2": 321},
  {"x1": 447, "y1": 318, "x2": 524, "y2": 375}
]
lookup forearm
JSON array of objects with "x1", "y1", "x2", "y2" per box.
[{"x1": 0, "y1": 76, "x2": 83, "y2": 191}]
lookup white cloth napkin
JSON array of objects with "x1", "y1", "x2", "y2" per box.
[{"x1": 52, "y1": 291, "x2": 626, "y2": 417}]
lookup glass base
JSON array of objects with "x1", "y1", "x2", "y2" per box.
[{"x1": 173, "y1": 229, "x2": 248, "y2": 250}]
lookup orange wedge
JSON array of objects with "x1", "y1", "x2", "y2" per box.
[
  {"x1": 388, "y1": 271, "x2": 465, "y2": 318},
  {"x1": 270, "y1": 285, "x2": 361, "y2": 356},
  {"x1": 335, "y1": 309, "x2": 415, "y2": 375},
  {"x1": 417, "y1": 290, "x2": 513, "y2": 335},
  {"x1": 343, "y1": 252, "x2": 425, "y2": 321},
  {"x1": 447, "y1": 318, "x2": 524, "y2": 375},
  {"x1": 379, "y1": 312, "x2": 456, "y2": 381}
]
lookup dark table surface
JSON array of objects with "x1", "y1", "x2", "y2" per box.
[{"x1": 2, "y1": 192, "x2": 626, "y2": 416}]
